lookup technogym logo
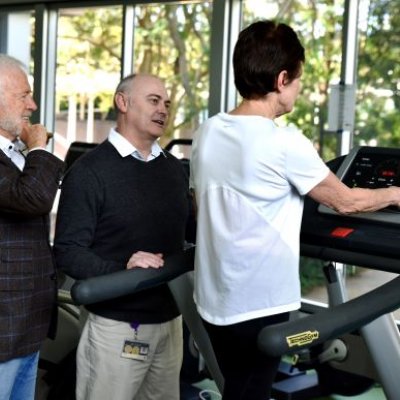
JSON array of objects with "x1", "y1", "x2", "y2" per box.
[{"x1": 286, "y1": 330, "x2": 320, "y2": 348}]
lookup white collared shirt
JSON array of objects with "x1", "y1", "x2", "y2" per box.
[
  {"x1": 0, "y1": 135, "x2": 26, "y2": 170},
  {"x1": 108, "y1": 128, "x2": 164, "y2": 162}
]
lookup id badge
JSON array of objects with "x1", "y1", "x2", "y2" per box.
[{"x1": 121, "y1": 339, "x2": 149, "y2": 361}]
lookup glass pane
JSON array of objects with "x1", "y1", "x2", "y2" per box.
[
  {"x1": 1, "y1": 10, "x2": 34, "y2": 77},
  {"x1": 132, "y1": 2, "x2": 212, "y2": 158},
  {"x1": 304, "y1": 265, "x2": 400, "y2": 319},
  {"x1": 54, "y1": 6, "x2": 123, "y2": 160},
  {"x1": 344, "y1": 0, "x2": 400, "y2": 318},
  {"x1": 356, "y1": 0, "x2": 400, "y2": 148}
]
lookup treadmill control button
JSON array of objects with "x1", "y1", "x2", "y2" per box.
[{"x1": 330, "y1": 227, "x2": 354, "y2": 237}]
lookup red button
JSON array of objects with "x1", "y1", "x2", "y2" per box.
[{"x1": 330, "y1": 227, "x2": 354, "y2": 238}]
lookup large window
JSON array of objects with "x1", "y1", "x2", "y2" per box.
[
  {"x1": 346, "y1": 0, "x2": 400, "y2": 319},
  {"x1": 52, "y1": 2, "x2": 211, "y2": 161},
  {"x1": 356, "y1": 0, "x2": 400, "y2": 148},
  {"x1": 131, "y1": 2, "x2": 212, "y2": 157},
  {"x1": 54, "y1": 6, "x2": 123, "y2": 159},
  {"x1": 0, "y1": 9, "x2": 33, "y2": 69}
]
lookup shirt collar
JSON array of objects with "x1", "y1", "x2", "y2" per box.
[
  {"x1": 0, "y1": 135, "x2": 24, "y2": 154},
  {"x1": 108, "y1": 127, "x2": 165, "y2": 161}
]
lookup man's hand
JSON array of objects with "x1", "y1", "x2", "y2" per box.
[
  {"x1": 19, "y1": 123, "x2": 48, "y2": 150},
  {"x1": 127, "y1": 251, "x2": 164, "y2": 269}
]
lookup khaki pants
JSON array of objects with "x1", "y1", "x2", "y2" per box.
[{"x1": 76, "y1": 313, "x2": 183, "y2": 400}]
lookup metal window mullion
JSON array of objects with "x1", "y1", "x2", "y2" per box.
[
  {"x1": 208, "y1": 0, "x2": 242, "y2": 117},
  {"x1": 337, "y1": 0, "x2": 360, "y2": 156},
  {"x1": 33, "y1": 4, "x2": 57, "y2": 151},
  {"x1": 121, "y1": 4, "x2": 134, "y2": 79}
]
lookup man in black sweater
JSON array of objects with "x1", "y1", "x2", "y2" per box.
[{"x1": 54, "y1": 74, "x2": 190, "y2": 400}]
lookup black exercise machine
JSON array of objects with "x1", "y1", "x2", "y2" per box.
[{"x1": 259, "y1": 146, "x2": 400, "y2": 399}]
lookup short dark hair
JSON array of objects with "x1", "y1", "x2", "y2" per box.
[{"x1": 233, "y1": 20, "x2": 305, "y2": 100}]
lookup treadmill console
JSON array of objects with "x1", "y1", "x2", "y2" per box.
[{"x1": 319, "y1": 146, "x2": 400, "y2": 224}]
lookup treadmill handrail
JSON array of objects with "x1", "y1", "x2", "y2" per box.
[
  {"x1": 70, "y1": 242, "x2": 400, "y2": 365},
  {"x1": 258, "y1": 274, "x2": 400, "y2": 357},
  {"x1": 70, "y1": 246, "x2": 195, "y2": 305},
  {"x1": 301, "y1": 243, "x2": 400, "y2": 274}
]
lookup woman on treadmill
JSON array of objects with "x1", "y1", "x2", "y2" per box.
[{"x1": 190, "y1": 19, "x2": 400, "y2": 400}]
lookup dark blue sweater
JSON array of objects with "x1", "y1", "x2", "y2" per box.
[{"x1": 54, "y1": 140, "x2": 190, "y2": 323}]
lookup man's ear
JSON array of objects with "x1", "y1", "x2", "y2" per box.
[{"x1": 115, "y1": 92, "x2": 128, "y2": 113}]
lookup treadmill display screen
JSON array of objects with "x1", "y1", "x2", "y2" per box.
[
  {"x1": 342, "y1": 155, "x2": 400, "y2": 189},
  {"x1": 319, "y1": 146, "x2": 400, "y2": 222}
]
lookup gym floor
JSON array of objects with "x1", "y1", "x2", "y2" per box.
[
  {"x1": 37, "y1": 373, "x2": 386, "y2": 399},
  {"x1": 192, "y1": 378, "x2": 386, "y2": 400},
  {"x1": 324, "y1": 386, "x2": 386, "y2": 400}
]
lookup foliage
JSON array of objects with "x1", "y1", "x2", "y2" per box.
[
  {"x1": 299, "y1": 257, "x2": 326, "y2": 295},
  {"x1": 58, "y1": 7, "x2": 122, "y2": 72},
  {"x1": 57, "y1": 7, "x2": 122, "y2": 119},
  {"x1": 132, "y1": 2, "x2": 212, "y2": 145},
  {"x1": 355, "y1": 0, "x2": 400, "y2": 147}
]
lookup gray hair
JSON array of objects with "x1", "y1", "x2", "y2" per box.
[
  {"x1": 113, "y1": 73, "x2": 136, "y2": 113},
  {"x1": 0, "y1": 54, "x2": 28, "y2": 94}
]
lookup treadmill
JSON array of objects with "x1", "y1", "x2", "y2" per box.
[{"x1": 259, "y1": 146, "x2": 400, "y2": 400}]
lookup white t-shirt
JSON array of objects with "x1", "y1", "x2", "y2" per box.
[{"x1": 190, "y1": 112, "x2": 330, "y2": 325}]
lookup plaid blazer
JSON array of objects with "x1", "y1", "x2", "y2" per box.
[{"x1": 0, "y1": 149, "x2": 64, "y2": 362}]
